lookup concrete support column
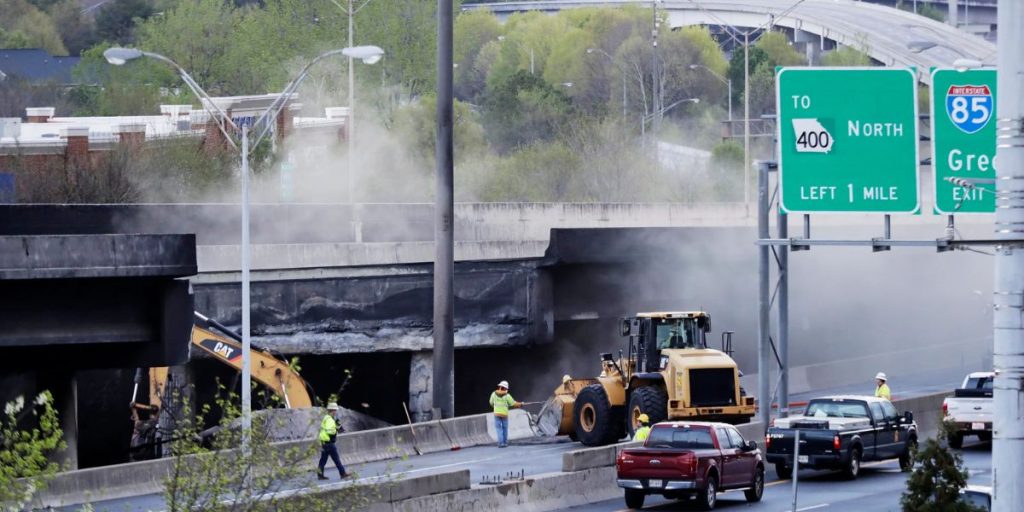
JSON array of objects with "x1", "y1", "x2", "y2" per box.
[
  {"x1": 46, "y1": 372, "x2": 79, "y2": 470},
  {"x1": 408, "y1": 351, "x2": 434, "y2": 423}
]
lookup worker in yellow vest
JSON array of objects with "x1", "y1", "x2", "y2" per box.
[
  {"x1": 489, "y1": 380, "x2": 522, "y2": 448},
  {"x1": 633, "y1": 414, "x2": 652, "y2": 442},
  {"x1": 874, "y1": 372, "x2": 892, "y2": 400},
  {"x1": 316, "y1": 402, "x2": 348, "y2": 480}
]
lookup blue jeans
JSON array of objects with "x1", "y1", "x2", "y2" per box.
[
  {"x1": 494, "y1": 415, "x2": 509, "y2": 446},
  {"x1": 318, "y1": 441, "x2": 346, "y2": 477}
]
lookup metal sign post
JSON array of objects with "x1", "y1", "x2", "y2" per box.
[{"x1": 791, "y1": 429, "x2": 800, "y2": 511}]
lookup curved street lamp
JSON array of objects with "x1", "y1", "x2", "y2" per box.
[{"x1": 103, "y1": 45, "x2": 383, "y2": 473}]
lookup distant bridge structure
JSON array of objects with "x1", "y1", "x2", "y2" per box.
[{"x1": 463, "y1": 0, "x2": 996, "y2": 86}]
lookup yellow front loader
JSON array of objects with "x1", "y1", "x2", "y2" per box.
[{"x1": 538, "y1": 312, "x2": 756, "y2": 446}]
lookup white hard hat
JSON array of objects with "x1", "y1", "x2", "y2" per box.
[
  {"x1": 497, "y1": 380, "x2": 509, "y2": 389},
  {"x1": 327, "y1": 402, "x2": 339, "y2": 410},
  {"x1": 875, "y1": 372, "x2": 887, "y2": 381}
]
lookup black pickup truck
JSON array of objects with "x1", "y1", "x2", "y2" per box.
[{"x1": 765, "y1": 395, "x2": 917, "y2": 480}]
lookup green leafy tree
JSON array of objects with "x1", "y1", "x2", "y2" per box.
[
  {"x1": 709, "y1": 140, "x2": 744, "y2": 201},
  {"x1": 96, "y1": 0, "x2": 155, "y2": 45},
  {"x1": 356, "y1": 0, "x2": 457, "y2": 98},
  {"x1": 727, "y1": 45, "x2": 768, "y2": 108},
  {"x1": 161, "y1": 387, "x2": 384, "y2": 511},
  {"x1": 47, "y1": 0, "x2": 99, "y2": 55},
  {"x1": 729, "y1": 32, "x2": 806, "y2": 116},
  {"x1": 392, "y1": 94, "x2": 488, "y2": 170},
  {"x1": 482, "y1": 69, "x2": 574, "y2": 154},
  {"x1": 454, "y1": 9, "x2": 503, "y2": 101},
  {"x1": 821, "y1": 46, "x2": 871, "y2": 66},
  {"x1": 900, "y1": 421, "x2": 983, "y2": 512},
  {"x1": 755, "y1": 31, "x2": 806, "y2": 67},
  {"x1": 0, "y1": 0, "x2": 68, "y2": 55},
  {"x1": 0, "y1": 391, "x2": 65, "y2": 511}
]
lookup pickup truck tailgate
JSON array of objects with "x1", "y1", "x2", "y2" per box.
[
  {"x1": 617, "y1": 449, "x2": 697, "y2": 480},
  {"x1": 946, "y1": 397, "x2": 992, "y2": 424},
  {"x1": 767, "y1": 427, "x2": 837, "y2": 457}
]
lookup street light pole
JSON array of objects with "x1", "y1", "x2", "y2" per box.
[
  {"x1": 347, "y1": 0, "x2": 355, "y2": 204},
  {"x1": 689, "y1": 64, "x2": 733, "y2": 121},
  {"x1": 239, "y1": 125, "x2": 251, "y2": 457},
  {"x1": 104, "y1": 45, "x2": 384, "y2": 478}
]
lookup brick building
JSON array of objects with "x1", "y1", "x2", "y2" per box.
[{"x1": 0, "y1": 95, "x2": 349, "y2": 202}]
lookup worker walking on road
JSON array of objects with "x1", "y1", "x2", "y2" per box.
[
  {"x1": 874, "y1": 372, "x2": 892, "y2": 400},
  {"x1": 316, "y1": 402, "x2": 348, "y2": 480},
  {"x1": 632, "y1": 414, "x2": 652, "y2": 442},
  {"x1": 490, "y1": 380, "x2": 522, "y2": 448}
]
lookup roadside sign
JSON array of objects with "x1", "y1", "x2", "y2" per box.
[
  {"x1": 931, "y1": 68, "x2": 997, "y2": 214},
  {"x1": 777, "y1": 68, "x2": 919, "y2": 213}
]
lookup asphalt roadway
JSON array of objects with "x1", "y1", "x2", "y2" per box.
[
  {"x1": 568, "y1": 440, "x2": 992, "y2": 512},
  {"x1": 55, "y1": 365, "x2": 968, "y2": 511}
]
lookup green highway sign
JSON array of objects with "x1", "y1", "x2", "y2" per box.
[
  {"x1": 931, "y1": 68, "x2": 997, "y2": 214},
  {"x1": 777, "y1": 68, "x2": 920, "y2": 213}
]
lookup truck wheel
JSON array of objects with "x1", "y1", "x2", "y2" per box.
[
  {"x1": 949, "y1": 432, "x2": 963, "y2": 449},
  {"x1": 899, "y1": 437, "x2": 917, "y2": 472},
  {"x1": 627, "y1": 386, "x2": 668, "y2": 437},
  {"x1": 624, "y1": 489, "x2": 645, "y2": 509},
  {"x1": 843, "y1": 447, "x2": 861, "y2": 480},
  {"x1": 574, "y1": 384, "x2": 618, "y2": 446},
  {"x1": 696, "y1": 474, "x2": 718, "y2": 510},
  {"x1": 775, "y1": 463, "x2": 792, "y2": 479},
  {"x1": 744, "y1": 466, "x2": 764, "y2": 502}
]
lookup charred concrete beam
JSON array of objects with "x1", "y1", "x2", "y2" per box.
[{"x1": 191, "y1": 260, "x2": 549, "y2": 354}]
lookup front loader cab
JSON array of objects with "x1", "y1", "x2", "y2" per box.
[{"x1": 622, "y1": 312, "x2": 712, "y2": 373}]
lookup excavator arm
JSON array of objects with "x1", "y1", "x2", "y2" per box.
[{"x1": 190, "y1": 312, "x2": 313, "y2": 408}]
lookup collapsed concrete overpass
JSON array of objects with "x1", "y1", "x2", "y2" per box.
[{"x1": 463, "y1": 0, "x2": 996, "y2": 85}]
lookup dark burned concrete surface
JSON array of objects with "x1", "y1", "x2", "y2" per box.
[
  {"x1": 193, "y1": 260, "x2": 545, "y2": 354},
  {"x1": 0, "y1": 234, "x2": 196, "y2": 369}
]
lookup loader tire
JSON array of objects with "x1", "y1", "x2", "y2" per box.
[
  {"x1": 627, "y1": 386, "x2": 668, "y2": 437},
  {"x1": 574, "y1": 384, "x2": 619, "y2": 446}
]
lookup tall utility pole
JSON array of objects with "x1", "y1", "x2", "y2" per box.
[
  {"x1": 433, "y1": 0, "x2": 455, "y2": 420},
  {"x1": 347, "y1": 0, "x2": 355, "y2": 203},
  {"x1": 992, "y1": 0, "x2": 1024, "y2": 509}
]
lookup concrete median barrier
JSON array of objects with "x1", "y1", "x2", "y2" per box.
[
  {"x1": 34, "y1": 414, "x2": 496, "y2": 508},
  {"x1": 393, "y1": 467, "x2": 619, "y2": 512}
]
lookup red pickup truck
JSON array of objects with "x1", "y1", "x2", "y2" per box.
[{"x1": 615, "y1": 422, "x2": 764, "y2": 510}]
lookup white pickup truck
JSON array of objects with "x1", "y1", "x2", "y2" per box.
[{"x1": 942, "y1": 372, "x2": 993, "y2": 449}]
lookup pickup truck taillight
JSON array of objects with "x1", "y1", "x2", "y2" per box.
[
  {"x1": 765, "y1": 434, "x2": 771, "y2": 448},
  {"x1": 833, "y1": 435, "x2": 840, "y2": 451},
  {"x1": 943, "y1": 400, "x2": 949, "y2": 417},
  {"x1": 679, "y1": 451, "x2": 697, "y2": 476}
]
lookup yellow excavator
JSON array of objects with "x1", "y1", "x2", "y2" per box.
[
  {"x1": 130, "y1": 312, "x2": 313, "y2": 459},
  {"x1": 538, "y1": 311, "x2": 756, "y2": 446}
]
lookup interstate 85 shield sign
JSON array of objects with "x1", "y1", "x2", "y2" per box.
[
  {"x1": 931, "y1": 68, "x2": 997, "y2": 214},
  {"x1": 945, "y1": 84, "x2": 993, "y2": 134}
]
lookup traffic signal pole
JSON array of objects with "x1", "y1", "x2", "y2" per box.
[{"x1": 992, "y1": 1, "x2": 1024, "y2": 509}]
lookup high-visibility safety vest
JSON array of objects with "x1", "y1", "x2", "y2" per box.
[
  {"x1": 875, "y1": 383, "x2": 891, "y2": 400},
  {"x1": 490, "y1": 391, "x2": 516, "y2": 417},
  {"x1": 319, "y1": 414, "x2": 338, "y2": 443},
  {"x1": 633, "y1": 426, "x2": 652, "y2": 442}
]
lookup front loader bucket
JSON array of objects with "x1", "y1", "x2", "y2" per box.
[{"x1": 536, "y1": 377, "x2": 598, "y2": 437}]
